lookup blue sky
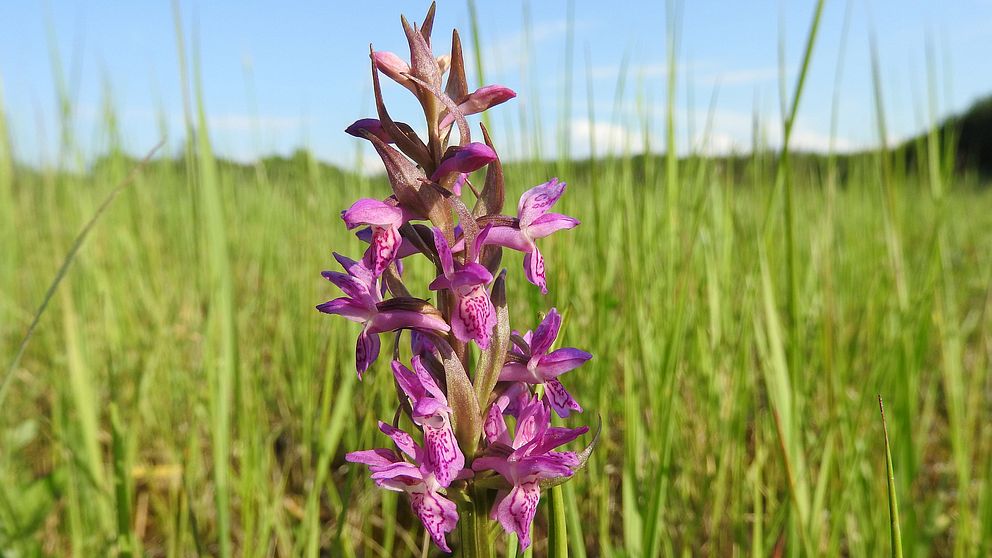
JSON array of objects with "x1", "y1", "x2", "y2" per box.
[{"x1": 2, "y1": 1, "x2": 991, "y2": 170}]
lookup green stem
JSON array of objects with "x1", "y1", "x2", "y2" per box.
[{"x1": 458, "y1": 486, "x2": 495, "y2": 558}]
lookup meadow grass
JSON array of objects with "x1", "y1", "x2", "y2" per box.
[{"x1": 2, "y1": 4, "x2": 992, "y2": 557}]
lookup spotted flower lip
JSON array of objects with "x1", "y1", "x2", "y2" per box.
[
  {"x1": 392, "y1": 357, "x2": 465, "y2": 487},
  {"x1": 499, "y1": 308, "x2": 590, "y2": 417},
  {"x1": 356, "y1": 223, "x2": 467, "y2": 264},
  {"x1": 341, "y1": 198, "x2": 411, "y2": 277},
  {"x1": 316, "y1": 253, "x2": 449, "y2": 377},
  {"x1": 347, "y1": 421, "x2": 459, "y2": 553},
  {"x1": 482, "y1": 178, "x2": 579, "y2": 294},
  {"x1": 428, "y1": 226, "x2": 497, "y2": 348},
  {"x1": 473, "y1": 396, "x2": 588, "y2": 549}
]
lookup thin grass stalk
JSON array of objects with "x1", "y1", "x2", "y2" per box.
[
  {"x1": 878, "y1": 397, "x2": 904, "y2": 558},
  {"x1": 191, "y1": 23, "x2": 237, "y2": 558},
  {"x1": 664, "y1": 0, "x2": 682, "y2": 290},
  {"x1": 1, "y1": 143, "x2": 162, "y2": 409}
]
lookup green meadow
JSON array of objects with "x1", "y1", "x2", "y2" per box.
[{"x1": 3, "y1": 4, "x2": 992, "y2": 557}]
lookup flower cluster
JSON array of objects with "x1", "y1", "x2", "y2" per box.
[{"x1": 318, "y1": 4, "x2": 595, "y2": 552}]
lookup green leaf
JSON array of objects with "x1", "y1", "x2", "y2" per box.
[
  {"x1": 539, "y1": 416, "x2": 601, "y2": 490},
  {"x1": 434, "y1": 336, "x2": 482, "y2": 457}
]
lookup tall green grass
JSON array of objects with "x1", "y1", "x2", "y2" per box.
[{"x1": 2, "y1": 2, "x2": 992, "y2": 557}]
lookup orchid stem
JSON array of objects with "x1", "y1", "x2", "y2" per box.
[{"x1": 457, "y1": 485, "x2": 495, "y2": 558}]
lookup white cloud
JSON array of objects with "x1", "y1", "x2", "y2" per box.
[
  {"x1": 587, "y1": 62, "x2": 671, "y2": 81},
  {"x1": 569, "y1": 118, "x2": 652, "y2": 155},
  {"x1": 789, "y1": 128, "x2": 857, "y2": 153},
  {"x1": 699, "y1": 66, "x2": 780, "y2": 87},
  {"x1": 564, "y1": 109, "x2": 861, "y2": 159},
  {"x1": 696, "y1": 132, "x2": 741, "y2": 156},
  {"x1": 585, "y1": 60, "x2": 778, "y2": 88},
  {"x1": 478, "y1": 19, "x2": 587, "y2": 76}
]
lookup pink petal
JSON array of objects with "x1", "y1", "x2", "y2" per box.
[
  {"x1": 523, "y1": 247, "x2": 548, "y2": 294},
  {"x1": 341, "y1": 198, "x2": 405, "y2": 229},
  {"x1": 516, "y1": 453, "x2": 579, "y2": 479},
  {"x1": 530, "y1": 308, "x2": 561, "y2": 356},
  {"x1": 537, "y1": 347, "x2": 592, "y2": 378},
  {"x1": 345, "y1": 118, "x2": 394, "y2": 143},
  {"x1": 517, "y1": 178, "x2": 566, "y2": 227},
  {"x1": 378, "y1": 421, "x2": 420, "y2": 461},
  {"x1": 451, "y1": 224, "x2": 467, "y2": 253},
  {"x1": 315, "y1": 298, "x2": 372, "y2": 323},
  {"x1": 493, "y1": 481, "x2": 541, "y2": 550},
  {"x1": 489, "y1": 489, "x2": 509, "y2": 520},
  {"x1": 345, "y1": 448, "x2": 401, "y2": 468},
  {"x1": 413, "y1": 399, "x2": 448, "y2": 420},
  {"x1": 543, "y1": 378, "x2": 582, "y2": 418},
  {"x1": 498, "y1": 362, "x2": 539, "y2": 383},
  {"x1": 512, "y1": 397, "x2": 549, "y2": 449},
  {"x1": 411, "y1": 331, "x2": 437, "y2": 358},
  {"x1": 500, "y1": 382, "x2": 533, "y2": 418},
  {"x1": 428, "y1": 274, "x2": 452, "y2": 291},
  {"x1": 451, "y1": 172, "x2": 467, "y2": 196},
  {"x1": 408, "y1": 488, "x2": 458, "y2": 553},
  {"x1": 451, "y1": 285, "x2": 496, "y2": 349},
  {"x1": 531, "y1": 427, "x2": 589, "y2": 456},
  {"x1": 357, "y1": 232, "x2": 421, "y2": 259},
  {"x1": 321, "y1": 270, "x2": 373, "y2": 303},
  {"x1": 448, "y1": 263, "x2": 492, "y2": 290},
  {"x1": 432, "y1": 227, "x2": 454, "y2": 277},
  {"x1": 471, "y1": 456, "x2": 513, "y2": 480},
  {"x1": 356, "y1": 329, "x2": 381, "y2": 378},
  {"x1": 375, "y1": 476, "x2": 422, "y2": 493},
  {"x1": 482, "y1": 225, "x2": 532, "y2": 252},
  {"x1": 364, "y1": 225, "x2": 402, "y2": 277},
  {"x1": 525, "y1": 212, "x2": 579, "y2": 239},
  {"x1": 392, "y1": 360, "x2": 425, "y2": 402},
  {"x1": 412, "y1": 355, "x2": 446, "y2": 402},
  {"x1": 469, "y1": 224, "x2": 493, "y2": 263},
  {"x1": 483, "y1": 401, "x2": 510, "y2": 445},
  {"x1": 369, "y1": 461, "x2": 424, "y2": 484},
  {"x1": 439, "y1": 85, "x2": 517, "y2": 130},
  {"x1": 430, "y1": 142, "x2": 497, "y2": 181},
  {"x1": 372, "y1": 51, "x2": 416, "y2": 93},
  {"x1": 423, "y1": 420, "x2": 464, "y2": 488},
  {"x1": 333, "y1": 252, "x2": 375, "y2": 286},
  {"x1": 368, "y1": 309, "x2": 450, "y2": 335}
]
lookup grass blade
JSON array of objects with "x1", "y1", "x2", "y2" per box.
[
  {"x1": 878, "y1": 397, "x2": 903, "y2": 558},
  {"x1": 1, "y1": 141, "x2": 163, "y2": 409},
  {"x1": 547, "y1": 485, "x2": 568, "y2": 558}
]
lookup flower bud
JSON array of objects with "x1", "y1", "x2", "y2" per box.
[
  {"x1": 345, "y1": 118, "x2": 393, "y2": 143},
  {"x1": 431, "y1": 142, "x2": 498, "y2": 182}
]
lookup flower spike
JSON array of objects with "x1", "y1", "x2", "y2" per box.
[{"x1": 321, "y1": 6, "x2": 594, "y2": 553}]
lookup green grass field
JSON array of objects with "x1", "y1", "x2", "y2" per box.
[{"x1": 3, "y1": 5, "x2": 992, "y2": 557}]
